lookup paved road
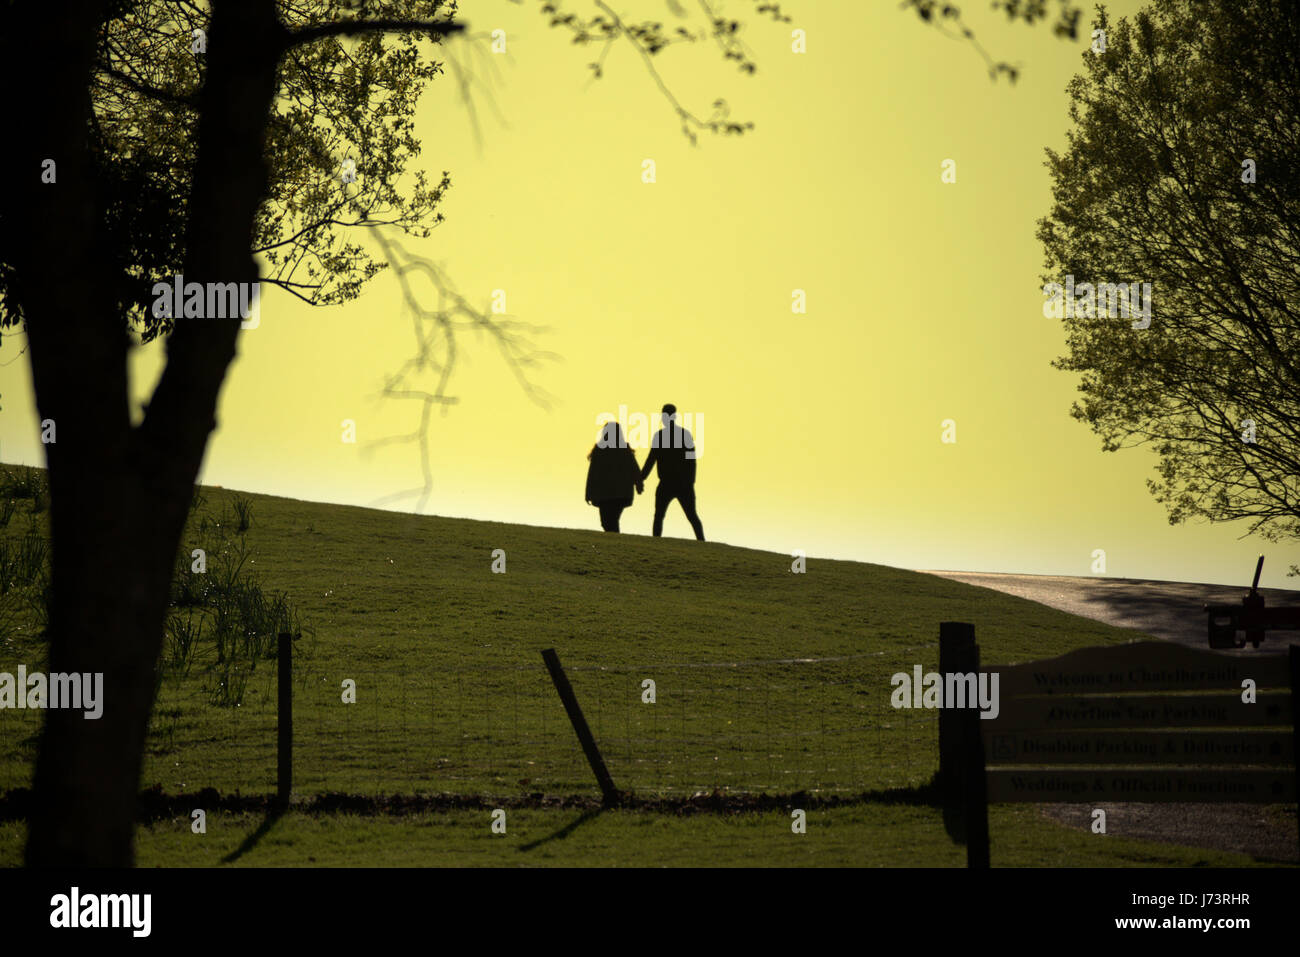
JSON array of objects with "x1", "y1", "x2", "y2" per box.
[{"x1": 916, "y1": 569, "x2": 1300, "y2": 654}]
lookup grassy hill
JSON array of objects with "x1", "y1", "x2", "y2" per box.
[{"x1": 0, "y1": 469, "x2": 1275, "y2": 866}]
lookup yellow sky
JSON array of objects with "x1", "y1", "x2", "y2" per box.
[{"x1": 1, "y1": 0, "x2": 1295, "y2": 588}]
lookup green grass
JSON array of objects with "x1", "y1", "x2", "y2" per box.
[
  {"x1": 0, "y1": 805, "x2": 1271, "y2": 867},
  {"x1": 0, "y1": 465, "x2": 1278, "y2": 866}
]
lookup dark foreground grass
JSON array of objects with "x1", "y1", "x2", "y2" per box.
[
  {"x1": 0, "y1": 804, "x2": 1268, "y2": 867},
  {"x1": 1, "y1": 467, "x2": 1271, "y2": 866}
]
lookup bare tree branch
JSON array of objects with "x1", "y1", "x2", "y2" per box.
[
  {"x1": 365, "y1": 229, "x2": 557, "y2": 513},
  {"x1": 281, "y1": 17, "x2": 466, "y2": 50}
]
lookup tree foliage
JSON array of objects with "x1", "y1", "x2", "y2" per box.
[
  {"x1": 1039, "y1": 0, "x2": 1300, "y2": 563},
  {"x1": 906, "y1": 0, "x2": 1083, "y2": 81},
  {"x1": 0, "y1": 1, "x2": 455, "y2": 342}
]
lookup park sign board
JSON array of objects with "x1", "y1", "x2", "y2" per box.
[
  {"x1": 986, "y1": 691, "x2": 1291, "y2": 730},
  {"x1": 990, "y1": 639, "x2": 1289, "y2": 696},
  {"x1": 978, "y1": 641, "x2": 1295, "y2": 804},
  {"x1": 986, "y1": 729, "x2": 1293, "y2": 765},
  {"x1": 985, "y1": 768, "x2": 1293, "y2": 803}
]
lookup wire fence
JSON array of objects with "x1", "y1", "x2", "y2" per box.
[{"x1": 0, "y1": 645, "x2": 941, "y2": 800}]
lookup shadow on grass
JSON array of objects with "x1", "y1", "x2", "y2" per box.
[
  {"x1": 221, "y1": 805, "x2": 286, "y2": 864},
  {"x1": 518, "y1": 808, "x2": 604, "y2": 853},
  {"x1": 0, "y1": 781, "x2": 946, "y2": 824}
]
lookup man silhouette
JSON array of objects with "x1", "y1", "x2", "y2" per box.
[{"x1": 640, "y1": 403, "x2": 705, "y2": 541}]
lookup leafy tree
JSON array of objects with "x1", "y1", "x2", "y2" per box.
[{"x1": 1038, "y1": 0, "x2": 1300, "y2": 569}]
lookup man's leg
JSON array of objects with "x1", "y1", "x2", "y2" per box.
[
  {"x1": 652, "y1": 484, "x2": 672, "y2": 536},
  {"x1": 677, "y1": 485, "x2": 705, "y2": 541}
]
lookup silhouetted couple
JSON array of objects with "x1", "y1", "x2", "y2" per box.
[{"x1": 585, "y1": 404, "x2": 705, "y2": 540}]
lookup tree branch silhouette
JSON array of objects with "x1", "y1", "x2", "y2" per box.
[
  {"x1": 904, "y1": 0, "x2": 1083, "y2": 83},
  {"x1": 283, "y1": 16, "x2": 466, "y2": 49},
  {"x1": 366, "y1": 229, "x2": 558, "y2": 513}
]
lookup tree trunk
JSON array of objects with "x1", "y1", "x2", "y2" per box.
[
  {"x1": 23, "y1": 477, "x2": 177, "y2": 865},
  {"x1": 2, "y1": 0, "x2": 287, "y2": 866}
]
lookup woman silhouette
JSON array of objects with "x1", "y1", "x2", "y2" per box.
[{"x1": 585, "y1": 421, "x2": 643, "y2": 532}]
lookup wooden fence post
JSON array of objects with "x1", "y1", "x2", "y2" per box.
[
  {"x1": 1290, "y1": 644, "x2": 1300, "y2": 861},
  {"x1": 939, "y1": 622, "x2": 990, "y2": 867},
  {"x1": 541, "y1": 648, "x2": 621, "y2": 806},
  {"x1": 959, "y1": 640, "x2": 990, "y2": 869},
  {"x1": 939, "y1": 622, "x2": 974, "y2": 814},
  {"x1": 277, "y1": 632, "x2": 292, "y2": 806}
]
